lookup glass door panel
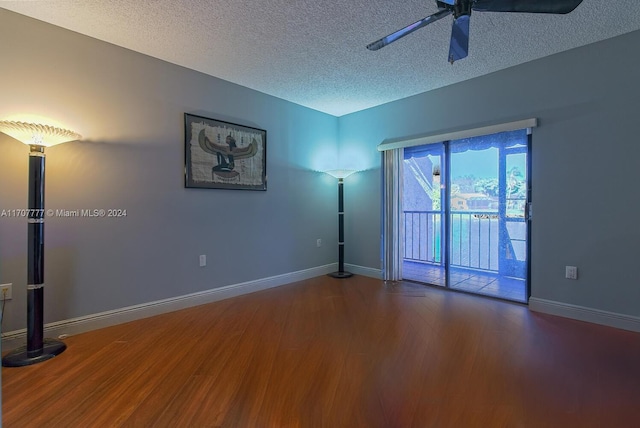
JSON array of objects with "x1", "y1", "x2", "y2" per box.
[
  {"x1": 448, "y1": 140, "x2": 501, "y2": 294},
  {"x1": 402, "y1": 143, "x2": 445, "y2": 286}
]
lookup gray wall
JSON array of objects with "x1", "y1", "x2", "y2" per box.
[
  {"x1": 0, "y1": 9, "x2": 339, "y2": 332},
  {"x1": 339, "y1": 29, "x2": 640, "y2": 317}
]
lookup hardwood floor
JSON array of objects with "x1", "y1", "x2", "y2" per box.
[{"x1": 3, "y1": 275, "x2": 640, "y2": 427}]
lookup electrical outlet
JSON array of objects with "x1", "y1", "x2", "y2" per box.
[
  {"x1": 0, "y1": 283, "x2": 12, "y2": 300},
  {"x1": 199, "y1": 255, "x2": 207, "y2": 267},
  {"x1": 565, "y1": 266, "x2": 578, "y2": 280},
  {"x1": 316, "y1": 239, "x2": 322, "y2": 248}
]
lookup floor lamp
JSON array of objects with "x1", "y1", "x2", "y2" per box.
[
  {"x1": 0, "y1": 120, "x2": 81, "y2": 367},
  {"x1": 324, "y1": 169, "x2": 357, "y2": 278}
]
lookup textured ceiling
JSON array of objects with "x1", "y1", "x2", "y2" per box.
[{"x1": 2, "y1": 0, "x2": 640, "y2": 116}]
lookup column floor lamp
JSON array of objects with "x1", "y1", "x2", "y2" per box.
[
  {"x1": 0, "y1": 120, "x2": 81, "y2": 367},
  {"x1": 324, "y1": 169, "x2": 357, "y2": 279}
]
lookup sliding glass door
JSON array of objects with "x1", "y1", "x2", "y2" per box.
[{"x1": 402, "y1": 129, "x2": 530, "y2": 302}]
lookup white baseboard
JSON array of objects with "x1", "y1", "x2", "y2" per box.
[
  {"x1": 529, "y1": 297, "x2": 640, "y2": 333},
  {"x1": 345, "y1": 263, "x2": 382, "y2": 279},
  {"x1": 1, "y1": 263, "x2": 337, "y2": 351}
]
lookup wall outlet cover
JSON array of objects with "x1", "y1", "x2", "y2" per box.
[
  {"x1": 565, "y1": 266, "x2": 578, "y2": 280},
  {"x1": 0, "y1": 283, "x2": 12, "y2": 300}
]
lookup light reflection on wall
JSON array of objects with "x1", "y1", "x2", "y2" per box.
[
  {"x1": 338, "y1": 142, "x2": 379, "y2": 173},
  {"x1": 308, "y1": 144, "x2": 377, "y2": 176},
  {"x1": 306, "y1": 141, "x2": 338, "y2": 173}
]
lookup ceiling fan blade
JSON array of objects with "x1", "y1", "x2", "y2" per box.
[
  {"x1": 367, "y1": 8, "x2": 452, "y2": 51},
  {"x1": 448, "y1": 15, "x2": 470, "y2": 64},
  {"x1": 472, "y1": 0, "x2": 584, "y2": 14}
]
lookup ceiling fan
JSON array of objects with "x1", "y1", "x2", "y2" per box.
[{"x1": 366, "y1": 0, "x2": 584, "y2": 63}]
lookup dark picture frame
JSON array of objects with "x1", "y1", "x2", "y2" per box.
[{"x1": 184, "y1": 113, "x2": 267, "y2": 190}]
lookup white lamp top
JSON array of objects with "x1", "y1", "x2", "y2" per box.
[
  {"x1": 324, "y1": 169, "x2": 357, "y2": 179},
  {"x1": 0, "y1": 120, "x2": 81, "y2": 147}
]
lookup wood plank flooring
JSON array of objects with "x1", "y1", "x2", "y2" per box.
[{"x1": 3, "y1": 275, "x2": 640, "y2": 427}]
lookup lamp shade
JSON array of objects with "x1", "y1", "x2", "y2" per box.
[
  {"x1": 0, "y1": 120, "x2": 81, "y2": 147},
  {"x1": 324, "y1": 169, "x2": 357, "y2": 179}
]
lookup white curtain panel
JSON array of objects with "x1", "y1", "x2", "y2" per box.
[{"x1": 381, "y1": 149, "x2": 404, "y2": 281}]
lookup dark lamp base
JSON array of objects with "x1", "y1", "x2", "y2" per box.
[
  {"x1": 2, "y1": 339, "x2": 67, "y2": 367},
  {"x1": 328, "y1": 271, "x2": 354, "y2": 279}
]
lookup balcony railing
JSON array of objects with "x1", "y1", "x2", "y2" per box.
[{"x1": 404, "y1": 210, "x2": 500, "y2": 273}]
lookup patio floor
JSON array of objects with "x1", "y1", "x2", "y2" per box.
[{"x1": 403, "y1": 260, "x2": 528, "y2": 303}]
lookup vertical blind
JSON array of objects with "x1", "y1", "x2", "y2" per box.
[{"x1": 381, "y1": 149, "x2": 404, "y2": 281}]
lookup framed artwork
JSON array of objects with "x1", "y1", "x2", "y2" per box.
[{"x1": 184, "y1": 113, "x2": 267, "y2": 190}]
